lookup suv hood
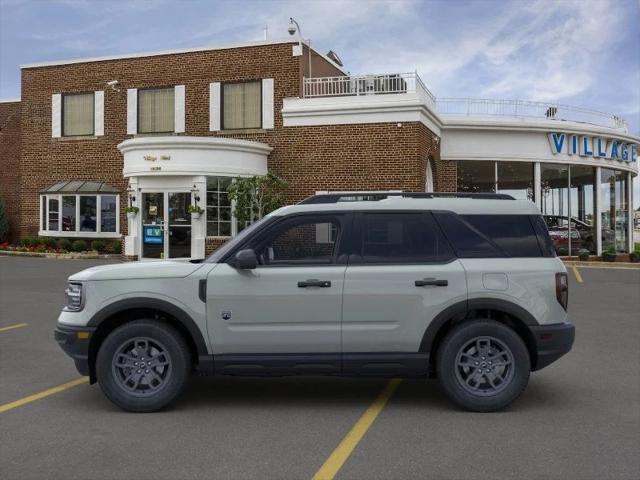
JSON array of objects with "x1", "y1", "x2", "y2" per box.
[{"x1": 68, "y1": 260, "x2": 205, "y2": 282}]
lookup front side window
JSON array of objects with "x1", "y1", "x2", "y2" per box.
[
  {"x1": 63, "y1": 92, "x2": 94, "y2": 136},
  {"x1": 360, "y1": 213, "x2": 453, "y2": 263},
  {"x1": 206, "y1": 177, "x2": 233, "y2": 236},
  {"x1": 138, "y1": 87, "x2": 175, "y2": 133},
  {"x1": 222, "y1": 81, "x2": 261, "y2": 129},
  {"x1": 255, "y1": 217, "x2": 341, "y2": 266}
]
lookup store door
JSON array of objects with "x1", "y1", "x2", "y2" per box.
[{"x1": 141, "y1": 192, "x2": 192, "y2": 259}]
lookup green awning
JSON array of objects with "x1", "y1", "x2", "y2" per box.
[{"x1": 41, "y1": 180, "x2": 119, "y2": 194}]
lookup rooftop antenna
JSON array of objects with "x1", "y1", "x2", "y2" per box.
[{"x1": 263, "y1": 25, "x2": 268, "y2": 40}]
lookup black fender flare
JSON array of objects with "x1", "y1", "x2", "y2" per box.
[
  {"x1": 87, "y1": 297, "x2": 208, "y2": 356},
  {"x1": 419, "y1": 298, "x2": 539, "y2": 353}
]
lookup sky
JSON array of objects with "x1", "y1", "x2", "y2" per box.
[{"x1": 1, "y1": 0, "x2": 639, "y2": 203}]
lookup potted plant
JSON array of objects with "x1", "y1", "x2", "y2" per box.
[
  {"x1": 187, "y1": 204, "x2": 204, "y2": 219},
  {"x1": 125, "y1": 206, "x2": 139, "y2": 219},
  {"x1": 602, "y1": 246, "x2": 617, "y2": 262},
  {"x1": 577, "y1": 249, "x2": 590, "y2": 261}
]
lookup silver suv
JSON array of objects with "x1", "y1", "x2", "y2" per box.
[{"x1": 55, "y1": 192, "x2": 574, "y2": 412}]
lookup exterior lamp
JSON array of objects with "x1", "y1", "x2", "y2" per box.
[
  {"x1": 191, "y1": 185, "x2": 200, "y2": 203},
  {"x1": 126, "y1": 186, "x2": 136, "y2": 204},
  {"x1": 288, "y1": 17, "x2": 312, "y2": 79}
]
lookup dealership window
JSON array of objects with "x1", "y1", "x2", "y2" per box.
[
  {"x1": 62, "y1": 92, "x2": 94, "y2": 136},
  {"x1": 222, "y1": 81, "x2": 261, "y2": 129},
  {"x1": 206, "y1": 177, "x2": 233, "y2": 237},
  {"x1": 601, "y1": 169, "x2": 629, "y2": 253},
  {"x1": 569, "y1": 166, "x2": 596, "y2": 254},
  {"x1": 457, "y1": 161, "x2": 496, "y2": 192},
  {"x1": 138, "y1": 87, "x2": 175, "y2": 133},
  {"x1": 497, "y1": 162, "x2": 534, "y2": 201},
  {"x1": 39, "y1": 181, "x2": 120, "y2": 237}
]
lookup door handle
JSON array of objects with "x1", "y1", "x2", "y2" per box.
[
  {"x1": 297, "y1": 279, "x2": 331, "y2": 288},
  {"x1": 415, "y1": 278, "x2": 448, "y2": 287}
]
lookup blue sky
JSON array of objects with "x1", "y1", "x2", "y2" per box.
[{"x1": 1, "y1": 0, "x2": 639, "y2": 202}]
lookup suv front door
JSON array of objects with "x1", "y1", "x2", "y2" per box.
[
  {"x1": 341, "y1": 212, "x2": 467, "y2": 374},
  {"x1": 206, "y1": 214, "x2": 349, "y2": 367}
]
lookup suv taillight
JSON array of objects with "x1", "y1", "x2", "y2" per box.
[{"x1": 555, "y1": 272, "x2": 568, "y2": 311}]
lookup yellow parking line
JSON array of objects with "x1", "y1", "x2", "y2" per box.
[
  {"x1": 572, "y1": 265, "x2": 583, "y2": 283},
  {"x1": 312, "y1": 379, "x2": 402, "y2": 480},
  {"x1": 0, "y1": 323, "x2": 28, "y2": 333},
  {"x1": 0, "y1": 377, "x2": 89, "y2": 414}
]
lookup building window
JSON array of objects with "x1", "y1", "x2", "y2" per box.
[
  {"x1": 138, "y1": 87, "x2": 175, "y2": 133},
  {"x1": 206, "y1": 177, "x2": 233, "y2": 237},
  {"x1": 497, "y1": 162, "x2": 534, "y2": 201},
  {"x1": 457, "y1": 160, "x2": 496, "y2": 192},
  {"x1": 40, "y1": 193, "x2": 119, "y2": 237},
  {"x1": 62, "y1": 92, "x2": 94, "y2": 136},
  {"x1": 222, "y1": 81, "x2": 261, "y2": 129},
  {"x1": 601, "y1": 169, "x2": 629, "y2": 253}
]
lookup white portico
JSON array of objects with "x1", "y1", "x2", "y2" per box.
[{"x1": 118, "y1": 136, "x2": 271, "y2": 260}]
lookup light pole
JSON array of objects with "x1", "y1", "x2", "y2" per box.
[{"x1": 288, "y1": 17, "x2": 312, "y2": 82}]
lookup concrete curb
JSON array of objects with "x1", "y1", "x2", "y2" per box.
[
  {"x1": 563, "y1": 260, "x2": 640, "y2": 269},
  {"x1": 0, "y1": 250, "x2": 120, "y2": 260}
]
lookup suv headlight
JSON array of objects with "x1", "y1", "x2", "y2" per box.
[{"x1": 64, "y1": 283, "x2": 84, "y2": 312}]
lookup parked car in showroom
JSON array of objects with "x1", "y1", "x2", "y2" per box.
[{"x1": 55, "y1": 192, "x2": 574, "y2": 413}]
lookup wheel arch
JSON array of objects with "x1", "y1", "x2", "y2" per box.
[
  {"x1": 421, "y1": 299, "x2": 539, "y2": 374},
  {"x1": 86, "y1": 298, "x2": 208, "y2": 383}
]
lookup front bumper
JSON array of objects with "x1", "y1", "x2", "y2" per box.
[
  {"x1": 529, "y1": 322, "x2": 575, "y2": 371},
  {"x1": 54, "y1": 324, "x2": 96, "y2": 376}
]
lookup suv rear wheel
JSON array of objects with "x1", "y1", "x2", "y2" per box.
[
  {"x1": 96, "y1": 320, "x2": 191, "y2": 412},
  {"x1": 437, "y1": 320, "x2": 530, "y2": 412}
]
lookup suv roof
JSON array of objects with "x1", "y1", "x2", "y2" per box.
[{"x1": 273, "y1": 192, "x2": 540, "y2": 216}]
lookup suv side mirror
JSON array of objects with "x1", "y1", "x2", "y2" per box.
[{"x1": 233, "y1": 249, "x2": 257, "y2": 270}]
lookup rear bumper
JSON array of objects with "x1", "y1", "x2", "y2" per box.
[
  {"x1": 54, "y1": 324, "x2": 95, "y2": 376},
  {"x1": 529, "y1": 322, "x2": 575, "y2": 371}
]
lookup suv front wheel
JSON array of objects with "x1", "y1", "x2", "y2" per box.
[
  {"x1": 437, "y1": 320, "x2": 530, "y2": 412},
  {"x1": 96, "y1": 320, "x2": 191, "y2": 412}
]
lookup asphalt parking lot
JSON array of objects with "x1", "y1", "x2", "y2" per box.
[{"x1": 1, "y1": 256, "x2": 639, "y2": 480}]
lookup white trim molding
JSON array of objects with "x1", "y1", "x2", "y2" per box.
[
  {"x1": 262, "y1": 78, "x2": 275, "y2": 129},
  {"x1": 126, "y1": 88, "x2": 137, "y2": 135},
  {"x1": 94, "y1": 90, "x2": 104, "y2": 136},
  {"x1": 209, "y1": 82, "x2": 221, "y2": 131},
  {"x1": 174, "y1": 85, "x2": 186, "y2": 133},
  {"x1": 118, "y1": 136, "x2": 271, "y2": 178},
  {"x1": 51, "y1": 94, "x2": 61, "y2": 138}
]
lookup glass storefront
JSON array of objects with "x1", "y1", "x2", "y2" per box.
[
  {"x1": 457, "y1": 160, "x2": 632, "y2": 255},
  {"x1": 601, "y1": 169, "x2": 629, "y2": 253}
]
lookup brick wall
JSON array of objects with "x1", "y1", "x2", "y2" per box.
[
  {"x1": 15, "y1": 41, "x2": 442, "y2": 245},
  {"x1": 0, "y1": 101, "x2": 21, "y2": 242}
]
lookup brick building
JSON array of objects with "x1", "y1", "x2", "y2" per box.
[{"x1": 0, "y1": 38, "x2": 638, "y2": 258}]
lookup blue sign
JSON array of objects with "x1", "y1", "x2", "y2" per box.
[
  {"x1": 143, "y1": 226, "x2": 163, "y2": 245},
  {"x1": 548, "y1": 132, "x2": 638, "y2": 162}
]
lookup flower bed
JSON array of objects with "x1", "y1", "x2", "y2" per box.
[{"x1": 0, "y1": 237, "x2": 122, "y2": 256}]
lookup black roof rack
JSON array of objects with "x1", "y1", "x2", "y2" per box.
[{"x1": 298, "y1": 192, "x2": 515, "y2": 204}]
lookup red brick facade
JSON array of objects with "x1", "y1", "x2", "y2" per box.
[
  {"x1": 2, "y1": 41, "x2": 443, "y2": 248},
  {"x1": 0, "y1": 101, "x2": 21, "y2": 242}
]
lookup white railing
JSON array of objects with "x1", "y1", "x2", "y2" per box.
[
  {"x1": 303, "y1": 72, "x2": 436, "y2": 107},
  {"x1": 436, "y1": 98, "x2": 628, "y2": 131},
  {"x1": 302, "y1": 74, "x2": 628, "y2": 131}
]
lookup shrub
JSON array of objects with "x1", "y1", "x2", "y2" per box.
[
  {"x1": 577, "y1": 249, "x2": 590, "y2": 261},
  {"x1": 58, "y1": 238, "x2": 73, "y2": 251},
  {"x1": 0, "y1": 197, "x2": 9, "y2": 242},
  {"x1": 91, "y1": 240, "x2": 106, "y2": 252},
  {"x1": 108, "y1": 240, "x2": 122, "y2": 254},
  {"x1": 39, "y1": 237, "x2": 57, "y2": 248},
  {"x1": 71, "y1": 239, "x2": 88, "y2": 252},
  {"x1": 557, "y1": 247, "x2": 569, "y2": 257}
]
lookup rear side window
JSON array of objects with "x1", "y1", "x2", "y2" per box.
[
  {"x1": 359, "y1": 212, "x2": 453, "y2": 263},
  {"x1": 530, "y1": 215, "x2": 556, "y2": 257},
  {"x1": 462, "y1": 215, "x2": 542, "y2": 257},
  {"x1": 434, "y1": 212, "x2": 504, "y2": 258}
]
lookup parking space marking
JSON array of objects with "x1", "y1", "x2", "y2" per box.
[
  {"x1": 0, "y1": 322, "x2": 28, "y2": 333},
  {"x1": 572, "y1": 266, "x2": 583, "y2": 283},
  {"x1": 312, "y1": 379, "x2": 402, "y2": 480},
  {"x1": 0, "y1": 377, "x2": 89, "y2": 414}
]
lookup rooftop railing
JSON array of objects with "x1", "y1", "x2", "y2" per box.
[
  {"x1": 303, "y1": 72, "x2": 436, "y2": 108},
  {"x1": 301, "y1": 73, "x2": 628, "y2": 132},
  {"x1": 436, "y1": 98, "x2": 628, "y2": 132}
]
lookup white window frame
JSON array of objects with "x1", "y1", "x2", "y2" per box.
[{"x1": 39, "y1": 194, "x2": 120, "y2": 238}]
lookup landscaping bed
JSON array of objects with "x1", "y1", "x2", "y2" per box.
[{"x1": 0, "y1": 237, "x2": 122, "y2": 259}]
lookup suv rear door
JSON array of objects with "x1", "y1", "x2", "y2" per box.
[{"x1": 341, "y1": 212, "x2": 467, "y2": 374}]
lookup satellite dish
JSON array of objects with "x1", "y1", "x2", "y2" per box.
[{"x1": 326, "y1": 50, "x2": 343, "y2": 67}]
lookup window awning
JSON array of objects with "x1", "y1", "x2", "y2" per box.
[{"x1": 41, "y1": 180, "x2": 119, "y2": 194}]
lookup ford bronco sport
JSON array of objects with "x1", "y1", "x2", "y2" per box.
[{"x1": 55, "y1": 192, "x2": 575, "y2": 412}]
